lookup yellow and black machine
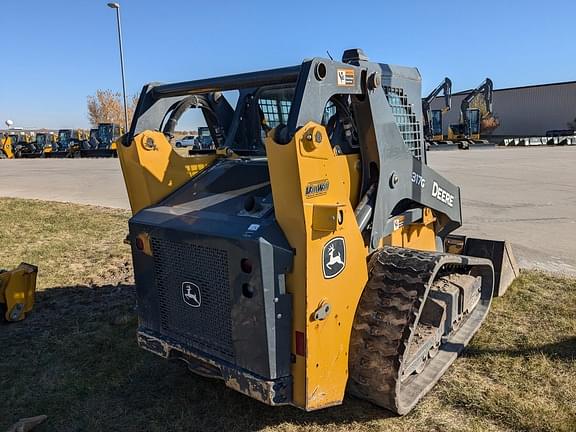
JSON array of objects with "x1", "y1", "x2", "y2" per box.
[
  {"x1": 448, "y1": 78, "x2": 496, "y2": 149},
  {"x1": 0, "y1": 133, "x2": 15, "y2": 159},
  {"x1": 81, "y1": 123, "x2": 123, "y2": 158},
  {"x1": 44, "y1": 129, "x2": 88, "y2": 158},
  {"x1": 118, "y1": 49, "x2": 517, "y2": 415},
  {"x1": 0, "y1": 263, "x2": 38, "y2": 322},
  {"x1": 422, "y1": 77, "x2": 451, "y2": 146},
  {"x1": 1, "y1": 132, "x2": 36, "y2": 158},
  {"x1": 14, "y1": 132, "x2": 56, "y2": 158}
]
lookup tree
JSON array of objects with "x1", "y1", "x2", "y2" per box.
[{"x1": 87, "y1": 90, "x2": 138, "y2": 127}]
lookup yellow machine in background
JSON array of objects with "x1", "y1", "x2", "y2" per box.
[
  {"x1": 0, "y1": 263, "x2": 38, "y2": 322},
  {"x1": 422, "y1": 77, "x2": 451, "y2": 145},
  {"x1": 1, "y1": 133, "x2": 15, "y2": 159},
  {"x1": 81, "y1": 123, "x2": 124, "y2": 157},
  {"x1": 448, "y1": 78, "x2": 498, "y2": 147},
  {"x1": 46, "y1": 129, "x2": 89, "y2": 158},
  {"x1": 18, "y1": 132, "x2": 58, "y2": 158}
]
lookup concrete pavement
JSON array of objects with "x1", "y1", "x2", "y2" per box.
[
  {"x1": 428, "y1": 146, "x2": 576, "y2": 275},
  {"x1": 0, "y1": 146, "x2": 575, "y2": 275},
  {"x1": 0, "y1": 159, "x2": 129, "y2": 209}
]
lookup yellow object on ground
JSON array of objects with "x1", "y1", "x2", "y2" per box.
[{"x1": 0, "y1": 263, "x2": 38, "y2": 322}]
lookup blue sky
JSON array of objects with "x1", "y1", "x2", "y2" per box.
[{"x1": 2, "y1": 0, "x2": 575, "y2": 129}]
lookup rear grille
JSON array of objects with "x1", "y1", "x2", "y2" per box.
[
  {"x1": 151, "y1": 237, "x2": 234, "y2": 361},
  {"x1": 384, "y1": 86, "x2": 423, "y2": 160}
]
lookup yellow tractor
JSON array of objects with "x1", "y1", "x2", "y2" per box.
[
  {"x1": 118, "y1": 49, "x2": 517, "y2": 415},
  {"x1": 0, "y1": 263, "x2": 38, "y2": 322}
]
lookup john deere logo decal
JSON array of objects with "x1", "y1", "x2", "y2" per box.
[
  {"x1": 322, "y1": 237, "x2": 346, "y2": 279},
  {"x1": 182, "y1": 281, "x2": 201, "y2": 308}
]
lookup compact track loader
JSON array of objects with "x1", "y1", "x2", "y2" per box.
[
  {"x1": 118, "y1": 49, "x2": 518, "y2": 415},
  {"x1": 0, "y1": 263, "x2": 38, "y2": 322},
  {"x1": 45, "y1": 129, "x2": 88, "y2": 158},
  {"x1": 14, "y1": 132, "x2": 55, "y2": 158},
  {"x1": 81, "y1": 123, "x2": 122, "y2": 158}
]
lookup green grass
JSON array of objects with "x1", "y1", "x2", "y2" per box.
[{"x1": 0, "y1": 197, "x2": 575, "y2": 432}]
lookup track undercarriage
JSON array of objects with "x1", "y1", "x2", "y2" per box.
[{"x1": 349, "y1": 246, "x2": 494, "y2": 414}]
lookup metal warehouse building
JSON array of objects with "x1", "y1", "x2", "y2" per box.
[{"x1": 430, "y1": 81, "x2": 576, "y2": 138}]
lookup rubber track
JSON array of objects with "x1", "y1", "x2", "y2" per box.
[{"x1": 348, "y1": 246, "x2": 490, "y2": 414}]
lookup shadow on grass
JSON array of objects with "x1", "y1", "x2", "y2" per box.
[
  {"x1": 464, "y1": 337, "x2": 576, "y2": 363},
  {"x1": 1, "y1": 284, "x2": 392, "y2": 432}
]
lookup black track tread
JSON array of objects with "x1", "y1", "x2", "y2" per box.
[{"x1": 348, "y1": 246, "x2": 447, "y2": 413}]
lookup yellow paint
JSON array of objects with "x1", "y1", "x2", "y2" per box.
[
  {"x1": 266, "y1": 122, "x2": 368, "y2": 410},
  {"x1": 386, "y1": 207, "x2": 437, "y2": 252},
  {"x1": 1, "y1": 136, "x2": 14, "y2": 159},
  {"x1": 0, "y1": 263, "x2": 38, "y2": 321},
  {"x1": 117, "y1": 131, "x2": 217, "y2": 214},
  {"x1": 432, "y1": 133, "x2": 444, "y2": 141}
]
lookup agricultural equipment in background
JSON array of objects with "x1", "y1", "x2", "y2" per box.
[
  {"x1": 196, "y1": 126, "x2": 215, "y2": 149},
  {"x1": 14, "y1": 132, "x2": 56, "y2": 158},
  {"x1": 0, "y1": 263, "x2": 38, "y2": 322},
  {"x1": 89, "y1": 128, "x2": 99, "y2": 147},
  {"x1": 81, "y1": 123, "x2": 123, "y2": 157},
  {"x1": 2, "y1": 132, "x2": 35, "y2": 158},
  {"x1": 1, "y1": 133, "x2": 15, "y2": 159},
  {"x1": 118, "y1": 49, "x2": 518, "y2": 415},
  {"x1": 448, "y1": 78, "x2": 498, "y2": 148},
  {"x1": 422, "y1": 77, "x2": 451, "y2": 145},
  {"x1": 44, "y1": 129, "x2": 88, "y2": 158}
]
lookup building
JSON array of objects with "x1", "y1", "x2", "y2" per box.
[{"x1": 430, "y1": 81, "x2": 576, "y2": 139}]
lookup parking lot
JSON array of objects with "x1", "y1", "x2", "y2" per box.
[{"x1": 0, "y1": 146, "x2": 575, "y2": 275}]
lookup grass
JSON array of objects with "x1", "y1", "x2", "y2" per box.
[{"x1": 0, "y1": 197, "x2": 575, "y2": 432}]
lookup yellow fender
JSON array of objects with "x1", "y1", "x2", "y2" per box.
[{"x1": 0, "y1": 263, "x2": 38, "y2": 322}]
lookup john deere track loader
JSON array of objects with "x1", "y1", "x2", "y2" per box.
[
  {"x1": 81, "y1": 123, "x2": 122, "y2": 158},
  {"x1": 14, "y1": 132, "x2": 55, "y2": 158},
  {"x1": 45, "y1": 129, "x2": 88, "y2": 158},
  {"x1": 118, "y1": 49, "x2": 517, "y2": 415}
]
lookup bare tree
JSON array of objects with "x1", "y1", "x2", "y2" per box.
[{"x1": 87, "y1": 90, "x2": 138, "y2": 127}]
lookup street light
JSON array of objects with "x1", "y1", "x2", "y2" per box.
[{"x1": 107, "y1": 2, "x2": 129, "y2": 133}]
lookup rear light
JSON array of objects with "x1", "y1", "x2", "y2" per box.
[
  {"x1": 295, "y1": 331, "x2": 306, "y2": 356},
  {"x1": 240, "y1": 258, "x2": 253, "y2": 274}
]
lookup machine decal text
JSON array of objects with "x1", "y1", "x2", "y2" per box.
[
  {"x1": 411, "y1": 172, "x2": 426, "y2": 188},
  {"x1": 431, "y1": 181, "x2": 454, "y2": 207},
  {"x1": 305, "y1": 180, "x2": 330, "y2": 198}
]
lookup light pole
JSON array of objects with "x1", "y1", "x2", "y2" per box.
[{"x1": 107, "y1": 2, "x2": 129, "y2": 133}]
